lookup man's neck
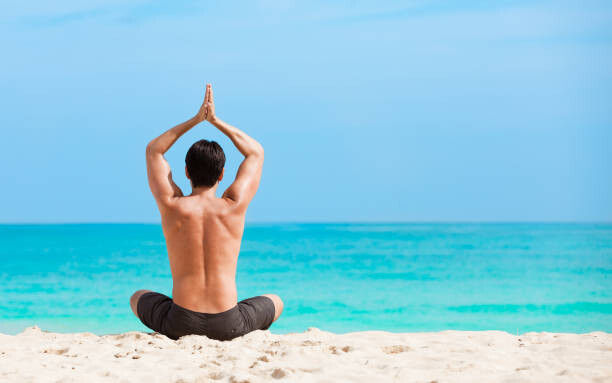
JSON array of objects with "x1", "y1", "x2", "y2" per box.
[{"x1": 190, "y1": 184, "x2": 219, "y2": 198}]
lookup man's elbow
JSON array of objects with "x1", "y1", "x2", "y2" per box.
[
  {"x1": 252, "y1": 143, "x2": 264, "y2": 158},
  {"x1": 146, "y1": 141, "x2": 159, "y2": 156},
  {"x1": 245, "y1": 144, "x2": 263, "y2": 159}
]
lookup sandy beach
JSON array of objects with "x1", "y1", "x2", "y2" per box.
[{"x1": 0, "y1": 327, "x2": 610, "y2": 382}]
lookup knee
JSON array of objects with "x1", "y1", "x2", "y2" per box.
[
  {"x1": 130, "y1": 289, "x2": 151, "y2": 316},
  {"x1": 263, "y1": 294, "x2": 284, "y2": 321}
]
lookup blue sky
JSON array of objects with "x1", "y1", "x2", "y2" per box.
[{"x1": 1, "y1": 0, "x2": 611, "y2": 222}]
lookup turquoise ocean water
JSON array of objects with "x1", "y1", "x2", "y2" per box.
[{"x1": 0, "y1": 223, "x2": 610, "y2": 335}]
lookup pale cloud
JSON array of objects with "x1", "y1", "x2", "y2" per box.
[{"x1": 3, "y1": 0, "x2": 203, "y2": 26}]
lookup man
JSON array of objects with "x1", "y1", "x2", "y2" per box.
[{"x1": 130, "y1": 84, "x2": 283, "y2": 341}]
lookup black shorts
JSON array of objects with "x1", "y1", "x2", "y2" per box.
[{"x1": 136, "y1": 292, "x2": 276, "y2": 341}]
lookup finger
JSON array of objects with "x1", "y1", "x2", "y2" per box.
[
  {"x1": 208, "y1": 85, "x2": 214, "y2": 103},
  {"x1": 204, "y1": 83, "x2": 210, "y2": 104}
]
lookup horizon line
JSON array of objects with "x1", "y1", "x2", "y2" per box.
[{"x1": 1, "y1": 221, "x2": 611, "y2": 225}]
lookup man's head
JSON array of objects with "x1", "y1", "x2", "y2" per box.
[{"x1": 185, "y1": 139, "x2": 226, "y2": 188}]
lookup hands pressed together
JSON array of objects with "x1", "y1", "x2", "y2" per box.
[{"x1": 196, "y1": 83, "x2": 216, "y2": 123}]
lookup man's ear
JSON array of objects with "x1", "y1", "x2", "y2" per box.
[
  {"x1": 218, "y1": 168, "x2": 224, "y2": 182},
  {"x1": 185, "y1": 166, "x2": 190, "y2": 180}
]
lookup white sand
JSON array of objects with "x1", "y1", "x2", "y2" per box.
[{"x1": 0, "y1": 327, "x2": 610, "y2": 382}]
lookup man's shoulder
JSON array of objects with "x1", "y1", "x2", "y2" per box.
[{"x1": 167, "y1": 195, "x2": 239, "y2": 217}]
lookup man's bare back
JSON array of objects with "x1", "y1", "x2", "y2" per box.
[
  {"x1": 130, "y1": 84, "x2": 282, "y2": 340},
  {"x1": 162, "y1": 194, "x2": 244, "y2": 313}
]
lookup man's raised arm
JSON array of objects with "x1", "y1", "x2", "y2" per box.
[
  {"x1": 202, "y1": 84, "x2": 264, "y2": 207},
  {"x1": 146, "y1": 88, "x2": 210, "y2": 204}
]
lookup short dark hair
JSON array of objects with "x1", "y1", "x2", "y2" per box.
[{"x1": 185, "y1": 139, "x2": 226, "y2": 187}]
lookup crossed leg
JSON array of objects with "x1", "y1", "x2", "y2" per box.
[
  {"x1": 130, "y1": 289, "x2": 283, "y2": 323},
  {"x1": 261, "y1": 294, "x2": 284, "y2": 323},
  {"x1": 130, "y1": 289, "x2": 153, "y2": 317}
]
